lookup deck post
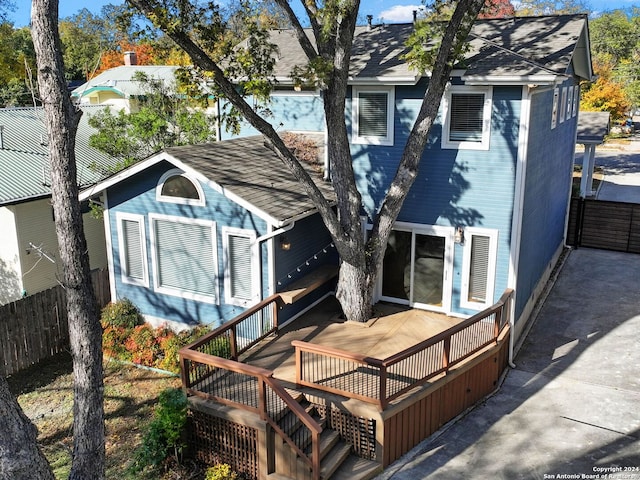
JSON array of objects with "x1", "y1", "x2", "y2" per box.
[
  {"x1": 379, "y1": 366, "x2": 388, "y2": 410},
  {"x1": 179, "y1": 355, "x2": 189, "y2": 391},
  {"x1": 442, "y1": 337, "x2": 451, "y2": 372},
  {"x1": 258, "y1": 376, "x2": 267, "y2": 420},
  {"x1": 494, "y1": 309, "x2": 501, "y2": 343},
  {"x1": 295, "y1": 346, "x2": 302, "y2": 385},
  {"x1": 230, "y1": 326, "x2": 238, "y2": 360},
  {"x1": 312, "y1": 430, "x2": 321, "y2": 480}
]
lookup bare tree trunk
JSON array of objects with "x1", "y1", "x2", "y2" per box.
[
  {"x1": 31, "y1": 1, "x2": 105, "y2": 479},
  {"x1": 0, "y1": 377, "x2": 54, "y2": 480}
]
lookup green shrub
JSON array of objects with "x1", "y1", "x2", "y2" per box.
[
  {"x1": 101, "y1": 298, "x2": 143, "y2": 329},
  {"x1": 205, "y1": 464, "x2": 238, "y2": 480},
  {"x1": 129, "y1": 388, "x2": 187, "y2": 476}
]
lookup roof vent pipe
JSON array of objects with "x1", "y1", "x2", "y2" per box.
[
  {"x1": 0, "y1": 125, "x2": 4, "y2": 149},
  {"x1": 413, "y1": 10, "x2": 418, "y2": 23},
  {"x1": 367, "y1": 15, "x2": 373, "y2": 30}
]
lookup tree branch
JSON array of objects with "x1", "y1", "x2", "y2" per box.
[
  {"x1": 272, "y1": 0, "x2": 318, "y2": 61},
  {"x1": 127, "y1": 0, "x2": 344, "y2": 243}
]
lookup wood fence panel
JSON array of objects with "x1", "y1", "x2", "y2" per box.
[
  {"x1": 567, "y1": 198, "x2": 640, "y2": 253},
  {"x1": 0, "y1": 269, "x2": 109, "y2": 377}
]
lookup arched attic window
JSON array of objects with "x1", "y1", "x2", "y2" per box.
[{"x1": 156, "y1": 168, "x2": 205, "y2": 206}]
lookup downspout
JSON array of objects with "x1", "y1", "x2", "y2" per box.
[
  {"x1": 255, "y1": 221, "x2": 295, "y2": 245},
  {"x1": 507, "y1": 84, "x2": 533, "y2": 369}
]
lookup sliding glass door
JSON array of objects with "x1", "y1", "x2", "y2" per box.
[{"x1": 380, "y1": 225, "x2": 453, "y2": 312}]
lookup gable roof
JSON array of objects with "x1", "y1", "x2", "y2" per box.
[
  {"x1": 71, "y1": 65, "x2": 179, "y2": 100},
  {"x1": 264, "y1": 14, "x2": 592, "y2": 85},
  {"x1": 80, "y1": 135, "x2": 335, "y2": 227},
  {"x1": 0, "y1": 106, "x2": 120, "y2": 206}
]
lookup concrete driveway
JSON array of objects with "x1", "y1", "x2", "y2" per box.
[{"x1": 378, "y1": 248, "x2": 640, "y2": 479}]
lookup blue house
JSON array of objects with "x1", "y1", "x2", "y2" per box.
[
  {"x1": 81, "y1": 14, "x2": 593, "y2": 344},
  {"x1": 80, "y1": 135, "x2": 337, "y2": 330}
]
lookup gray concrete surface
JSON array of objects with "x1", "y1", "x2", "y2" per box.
[
  {"x1": 587, "y1": 134, "x2": 640, "y2": 202},
  {"x1": 378, "y1": 249, "x2": 640, "y2": 479}
]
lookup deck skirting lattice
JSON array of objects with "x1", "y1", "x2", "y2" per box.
[
  {"x1": 189, "y1": 409, "x2": 258, "y2": 479},
  {"x1": 314, "y1": 404, "x2": 377, "y2": 460}
]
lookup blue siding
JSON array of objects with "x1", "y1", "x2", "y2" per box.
[
  {"x1": 220, "y1": 93, "x2": 325, "y2": 140},
  {"x1": 516, "y1": 81, "x2": 578, "y2": 319},
  {"x1": 351, "y1": 83, "x2": 521, "y2": 315},
  {"x1": 107, "y1": 161, "x2": 269, "y2": 328},
  {"x1": 274, "y1": 214, "x2": 338, "y2": 322}
]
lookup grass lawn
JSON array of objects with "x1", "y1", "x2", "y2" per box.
[{"x1": 6, "y1": 352, "x2": 183, "y2": 479}]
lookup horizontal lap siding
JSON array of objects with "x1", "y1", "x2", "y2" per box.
[
  {"x1": 516, "y1": 82, "x2": 578, "y2": 320},
  {"x1": 352, "y1": 83, "x2": 520, "y2": 315},
  {"x1": 108, "y1": 161, "x2": 268, "y2": 328},
  {"x1": 219, "y1": 94, "x2": 325, "y2": 140}
]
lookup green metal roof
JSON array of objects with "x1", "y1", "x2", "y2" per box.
[
  {"x1": 71, "y1": 65, "x2": 179, "y2": 99},
  {"x1": 0, "y1": 106, "x2": 120, "y2": 206}
]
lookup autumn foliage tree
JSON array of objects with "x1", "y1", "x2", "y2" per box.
[{"x1": 581, "y1": 61, "x2": 630, "y2": 122}]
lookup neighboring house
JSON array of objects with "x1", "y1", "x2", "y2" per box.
[
  {"x1": 81, "y1": 15, "x2": 593, "y2": 346},
  {"x1": 71, "y1": 52, "x2": 179, "y2": 114},
  {"x1": 0, "y1": 106, "x2": 120, "y2": 304}
]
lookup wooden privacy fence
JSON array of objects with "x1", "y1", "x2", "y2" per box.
[
  {"x1": 0, "y1": 269, "x2": 110, "y2": 376},
  {"x1": 293, "y1": 289, "x2": 513, "y2": 410},
  {"x1": 568, "y1": 197, "x2": 640, "y2": 253}
]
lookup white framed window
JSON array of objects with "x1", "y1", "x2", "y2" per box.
[
  {"x1": 222, "y1": 227, "x2": 259, "y2": 307},
  {"x1": 559, "y1": 87, "x2": 567, "y2": 124},
  {"x1": 573, "y1": 85, "x2": 579, "y2": 117},
  {"x1": 566, "y1": 87, "x2": 573, "y2": 121},
  {"x1": 551, "y1": 88, "x2": 559, "y2": 129},
  {"x1": 352, "y1": 86, "x2": 395, "y2": 145},
  {"x1": 441, "y1": 86, "x2": 492, "y2": 150},
  {"x1": 156, "y1": 168, "x2": 205, "y2": 206},
  {"x1": 149, "y1": 214, "x2": 218, "y2": 303},
  {"x1": 460, "y1": 228, "x2": 498, "y2": 310},
  {"x1": 116, "y1": 212, "x2": 148, "y2": 287}
]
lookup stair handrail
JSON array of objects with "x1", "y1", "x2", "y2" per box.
[
  {"x1": 261, "y1": 376, "x2": 323, "y2": 480},
  {"x1": 179, "y1": 348, "x2": 323, "y2": 480}
]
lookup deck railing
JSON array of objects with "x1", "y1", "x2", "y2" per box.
[
  {"x1": 293, "y1": 289, "x2": 513, "y2": 410},
  {"x1": 179, "y1": 294, "x2": 322, "y2": 480}
]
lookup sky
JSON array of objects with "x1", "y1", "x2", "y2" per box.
[{"x1": 9, "y1": 0, "x2": 639, "y2": 27}]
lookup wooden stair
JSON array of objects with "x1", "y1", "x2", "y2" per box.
[{"x1": 269, "y1": 395, "x2": 381, "y2": 480}]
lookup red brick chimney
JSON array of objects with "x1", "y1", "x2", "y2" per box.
[{"x1": 124, "y1": 51, "x2": 137, "y2": 66}]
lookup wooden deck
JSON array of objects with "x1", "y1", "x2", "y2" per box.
[{"x1": 240, "y1": 297, "x2": 463, "y2": 386}]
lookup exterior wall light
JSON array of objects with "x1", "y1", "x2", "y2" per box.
[
  {"x1": 454, "y1": 226, "x2": 465, "y2": 244},
  {"x1": 280, "y1": 236, "x2": 291, "y2": 251}
]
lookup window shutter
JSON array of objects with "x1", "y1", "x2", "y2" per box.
[
  {"x1": 359, "y1": 92, "x2": 388, "y2": 137},
  {"x1": 154, "y1": 219, "x2": 215, "y2": 296},
  {"x1": 228, "y1": 234, "x2": 252, "y2": 300},
  {"x1": 468, "y1": 234, "x2": 490, "y2": 303},
  {"x1": 122, "y1": 219, "x2": 144, "y2": 280},
  {"x1": 449, "y1": 93, "x2": 484, "y2": 142}
]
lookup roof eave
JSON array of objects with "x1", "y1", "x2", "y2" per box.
[
  {"x1": 347, "y1": 75, "x2": 422, "y2": 85},
  {"x1": 78, "y1": 150, "x2": 323, "y2": 229},
  {"x1": 462, "y1": 74, "x2": 565, "y2": 86}
]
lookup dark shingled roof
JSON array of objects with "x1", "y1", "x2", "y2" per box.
[
  {"x1": 263, "y1": 14, "x2": 590, "y2": 82},
  {"x1": 161, "y1": 135, "x2": 334, "y2": 225},
  {"x1": 576, "y1": 111, "x2": 610, "y2": 144}
]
